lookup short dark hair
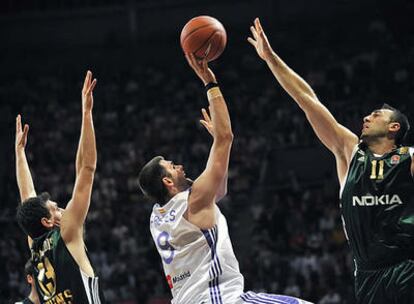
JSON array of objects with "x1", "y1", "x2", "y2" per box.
[
  {"x1": 381, "y1": 104, "x2": 410, "y2": 145},
  {"x1": 16, "y1": 192, "x2": 51, "y2": 239},
  {"x1": 138, "y1": 156, "x2": 170, "y2": 204},
  {"x1": 24, "y1": 259, "x2": 34, "y2": 277}
]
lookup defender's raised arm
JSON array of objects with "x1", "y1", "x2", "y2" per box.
[
  {"x1": 61, "y1": 71, "x2": 97, "y2": 239},
  {"x1": 248, "y1": 18, "x2": 358, "y2": 184},
  {"x1": 15, "y1": 115, "x2": 36, "y2": 202}
]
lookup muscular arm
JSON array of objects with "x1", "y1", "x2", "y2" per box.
[
  {"x1": 248, "y1": 18, "x2": 359, "y2": 183},
  {"x1": 15, "y1": 119, "x2": 36, "y2": 201},
  {"x1": 185, "y1": 54, "x2": 233, "y2": 229},
  {"x1": 61, "y1": 71, "x2": 97, "y2": 242},
  {"x1": 199, "y1": 107, "x2": 229, "y2": 202}
]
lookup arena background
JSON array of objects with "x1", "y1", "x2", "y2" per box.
[{"x1": 1, "y1": 0, "x2": 413, "y2": 303}]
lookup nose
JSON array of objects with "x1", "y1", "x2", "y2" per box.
[{"x1": 363, "y1": 115, "x2": 370, "y2": 123}]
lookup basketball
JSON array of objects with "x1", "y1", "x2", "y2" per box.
[{"x1": 180, "y1": 16, "x2": 227, "y2": 62}]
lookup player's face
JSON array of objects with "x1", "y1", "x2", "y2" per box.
[
  {"x1": 160, "y1": 160, "x2": 192, "y2": 191},
  {"x1": 45, "y1": 200, "x2": 63, "y2": 227},
  {"x1": 360, "y1": 109, "x2": 394, "y2": 141}
]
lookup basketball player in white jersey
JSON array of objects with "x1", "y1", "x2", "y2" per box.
[{"x1": 138, "y1": 53, "x2": 313, "y2": 304}]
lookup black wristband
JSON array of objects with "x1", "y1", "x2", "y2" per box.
[{"x1": 205, "y1": 82, "x2": 219, "y2": 91}]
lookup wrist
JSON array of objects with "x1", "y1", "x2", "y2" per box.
[
  {"x1": 206, "y1": 86, "x2": 223, "y2": 100},
  {"x1": 15, "y1": 148, "x2": 25, "y2": 154},
  {"x1": 205, "y1": 82, "x2": 219, "y2": 91},
  {"x1": 264, "y1": 50, "x2": 277, "y2": 62},
  {"x1": 202, "y1": 77, "x2": 217, "y2": 86}
]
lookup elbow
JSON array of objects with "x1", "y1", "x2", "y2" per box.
[
  {"x1": 81, "y1": 165, "x2": 96, "y2": 173},
  {"x1": 297, "y1": 92, "x2": 319, "y2": 111}
]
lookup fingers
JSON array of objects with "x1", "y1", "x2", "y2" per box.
[
  {"x1": 247, "y1": 37, "x2": 257, "y2": 48},
  {"x1": 16, "y1": 114, "x2": 22, "y2": 133},
  {"x1": 185, "y1": 53, "x2": 197, "y2": 70},
  {"x1": 255, "y1": 17, "x2": 263, "y2": 32},
  {"x1": 201, "y1": 58, "x2": 208, "y2": 73},
  {"x1": 250, "y1": 26, "x2": 258, "y2": 40},
  {"x1": 88, "y1": 78, "x2": 97, "y2": 94},
  {"x1": 23, "y1": 124, "x2": 29, "y2": 138},
  {"x1": 82, "y1": 70, "x2": 91, "y2": 92},
  {"x1": 82, "y1": 71, "x2": 97, "y2": 96},
  {"x1": 204, "y1": 42, "x2": 212, "y2": 58},
  {"x1": 200, "y1": 119, "x2": 212, "y2": 131},
  {"x1": 201, "y1": 108, "x2": 211, "y2": 122}
]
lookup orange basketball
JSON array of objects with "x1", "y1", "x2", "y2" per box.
[{"x1": 180, "y1": 16, "x2": 227, "y2": 62}]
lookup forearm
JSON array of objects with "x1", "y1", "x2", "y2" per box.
[
  {"x1": 15, "y1": 150, "x2": 36, "y2": 202},
  {"x1": 265, "y1": 52, "x2": 318, "y2": 109},
  {"x1": 79, "y1": 112, "x2": 97, "y2": 170},
  {"x1": 75, "y1": 140, "x2": 83, "y2": 177},
  {"x1": 208, "y1": 89, "x2": 233, "y2": 142},
  {"x1": 205, "y1": 142, "x2": 229, "y2": 201}
]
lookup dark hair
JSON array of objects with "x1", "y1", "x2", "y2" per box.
[
  {"x1": 138, "y1": 156, "x2": 170, "y2": 203},
  {"x1": 381, "y1": 104, "x2": 410, "y2": 145},
  {"x1": 24, "y1": 259, "x2": 34, "y2": 277},
  {"x1": 16, "y1": 192, "x2": 51, "y2": 239}
]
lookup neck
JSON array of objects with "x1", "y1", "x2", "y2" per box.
[
  {"x1": 366, "y1": 139, "x2": 397, "y2": 155},
  {"x1": 29, "y1": 287, "x2": 39, "y2": 304}
]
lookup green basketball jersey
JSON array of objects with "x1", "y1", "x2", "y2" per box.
[
  {"x1": 30, "y1": 228, "x2": 105, "y2": 304},
  {"x1": 340, "y1": 145, "x2": 414, "y2": 269}
]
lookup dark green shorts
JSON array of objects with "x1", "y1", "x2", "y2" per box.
[{"x1": 355, "y1": 260, "x2": 414, "y2": 304}]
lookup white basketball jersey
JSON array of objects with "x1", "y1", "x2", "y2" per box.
[{"x1": 149, "y1": 189, "x2": 244, "y2": 304}]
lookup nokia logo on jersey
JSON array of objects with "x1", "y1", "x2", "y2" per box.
[
  {"x1": 352, "y1": 194, "x2": 403, "y2": 206},
  {"x1": 172, "y1": 271, "x2": 191, "y2": 284}
]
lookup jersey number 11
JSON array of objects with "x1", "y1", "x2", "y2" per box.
[{"x1": 370, "y1": 160, "x2": 384, "y2": 180}]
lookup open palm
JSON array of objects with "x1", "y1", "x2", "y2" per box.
[
  {"x1": 82, "y1": 70, "x2": 97, "y2": 112},
  {"x1": 15, "y1": 114, "x2": 29, "y2": 151},
  {"x1": 247, "y1": 18, "x2": 274, "y2": 61}
]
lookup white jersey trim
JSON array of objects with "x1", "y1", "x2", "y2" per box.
[{"x1": 80, "y1": 269, "x2": 101, "y2": 304}]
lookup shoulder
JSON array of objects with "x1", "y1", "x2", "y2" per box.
[{"x1": 393, "y1": 146, "x2": 414, "y2": 158}]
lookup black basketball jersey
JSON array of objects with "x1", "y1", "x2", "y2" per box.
[
  {"x1": 30, "y1": 228, "x2": 105, "y2": 304},
  {"x1": 340, "y1": 145, "x2": 414, "y2": 269}
]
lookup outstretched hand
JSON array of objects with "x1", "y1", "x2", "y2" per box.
[
  {"x1": 200, "y1": 107, "x2": 214, "y2": 137},
  {"x1": 247, "y1": 18, "x2": 274, "y2": 61},
  {"x1": 185, "y1": 53, "x2": 217, "y2": 85},
  {"x1": 82, "y1": 70, "x2": 97, "y2": 112},
  {"x1": 15, "y1": 114, "x2": 29, "y2": 152}
]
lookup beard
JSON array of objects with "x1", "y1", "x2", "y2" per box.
[
  {"x1": 360, "y1": 129, "x2": 387, "y2": 144},
  {"x1": 175, "y1": 176, "x2": 193, "y2": 192},
  {"x1": 185, "y1": 177, "x2": 194, "y2": 186}
]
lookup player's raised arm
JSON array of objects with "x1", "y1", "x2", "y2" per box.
[
  {"x1": 15, "y1": 114, "x2": 37, "y2": 247},
  {"x1": 15, "y1": 115, "x2": 36, "y2": 202},
  {"x1": 199, "y1": 107, "x2": 229, "y2": 202},
  {"x1": 248, "y1": 18, "x2": 358, "y2": 181},
  {"x1": 60, "y1": 71, "x2": 97, "y2": 241},
  {"x1": 185, "y1": 54, "x2": 233, "y2": 229}
]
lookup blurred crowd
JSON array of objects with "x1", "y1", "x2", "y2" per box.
[{"x1": 1, "y1": 17, "x2": 413, "y2": 304}]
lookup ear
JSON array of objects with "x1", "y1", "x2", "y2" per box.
[
  {"x1": 27, "y1": 274, "x2": 33, "y2": 284},
  {"x1": 162, "y1": 176, "x2": 174, "y2": 188},
  {"x1": 41, "y1": 217, "x2": 53, "y2": 229},
  {"x1": 389, "y1": 122, "x2": 401, "y2": 133}
]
